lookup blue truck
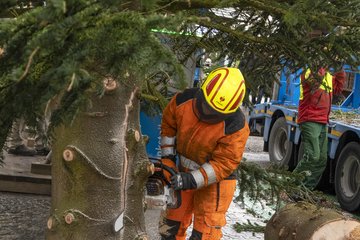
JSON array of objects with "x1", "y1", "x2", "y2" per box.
[{"x1": 248, "y1": 65, "x2": 360, "y2": 212}]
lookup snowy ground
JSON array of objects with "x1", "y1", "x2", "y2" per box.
[{"x1": 220, "y1": 189, "x2": 274, "y2": 240}]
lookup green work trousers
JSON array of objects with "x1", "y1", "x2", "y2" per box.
[{"x1": 294, "y1": 122, "x2": 328, "y2": 190}]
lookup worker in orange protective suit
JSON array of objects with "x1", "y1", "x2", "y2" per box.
[{"x1": 159, "y1": 67, "x2": 250, "y2": 240}]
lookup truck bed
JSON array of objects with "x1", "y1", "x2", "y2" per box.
[{"x1": 330, "y1": 110, "x2": 360, "y2": 128}]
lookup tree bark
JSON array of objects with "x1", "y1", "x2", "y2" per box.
[
  {"x1": 265, "y1": 202, "x2": 360, "y2": 240},
  {"x1": 46, "y1": 80, "x2": 152, "y2": 239}
]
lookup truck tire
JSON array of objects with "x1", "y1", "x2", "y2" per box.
[
  {"x1": 335, "y1": 142, "x2": 360, "y2": 212},
  {"x1": 268, "y1": 117, "x2": 293, "y2": 169}
]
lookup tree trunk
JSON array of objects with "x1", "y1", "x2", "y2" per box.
[
  {"x1": 265, "y1": 202, "x2": 360, "y2": 240},
  {"x1": 46, "y1": 80, "x2": 152, "y2": 239}
]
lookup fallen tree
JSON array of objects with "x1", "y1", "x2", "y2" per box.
[{"x1": 265, "y1": 202, "x2": 360, "y2": 240}]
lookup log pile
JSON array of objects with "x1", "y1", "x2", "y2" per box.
[{"x1": 265, "y1": 202, "x2": 360, "y2": 240}]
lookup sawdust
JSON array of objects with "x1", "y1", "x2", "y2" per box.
[{"x1": 347, "y1": 225, "x2": 360, "y2": 240}]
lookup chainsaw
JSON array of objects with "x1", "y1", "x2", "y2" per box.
[{"x1": 145, "y1": 158, "x2": 181, "y2": 210}]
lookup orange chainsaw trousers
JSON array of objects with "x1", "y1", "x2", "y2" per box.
[{"x1": 159, "y1": 179, "x2": 236, "y2": 240}]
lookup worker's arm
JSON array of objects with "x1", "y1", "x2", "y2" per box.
[
  {"x1": 301, "y1": 68, "x2": 325, "y2": 89},
  {"x1": 160, "y1": 95, "x2": 179, "y2": 180},
  {"x1": 207, "y1": 123, "x2": 250, "y2": 182},
  {"x1": 160, "y1": 95, "x2": 178, "y2": 159},
  {"x1": 332, "y1": 70, "x2": 346, "y2": 95},
  {"x1": 172, "y1": 122, "x2": 250, "y2": 190}
]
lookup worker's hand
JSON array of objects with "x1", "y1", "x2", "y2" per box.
[
  {"x1": 170, "y1": 172, "x2": 197, "y2": 190},
  {"x1": 160, "y1": 158, "x2": 178, "y2": 184}
]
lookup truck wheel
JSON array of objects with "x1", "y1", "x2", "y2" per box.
[
  {"x1": 268, "y1": 117, "x2": 293, "y2": 169},
  {"x1": 335, "y1": 142, "x2": 360, "y2": 212}
]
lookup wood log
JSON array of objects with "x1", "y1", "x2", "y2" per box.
[{"x1": 265, "y1": 202, "x2": 360, "y2": 240}]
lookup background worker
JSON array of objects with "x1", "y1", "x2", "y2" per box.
[
  {"x1": 7, "y1": 117, "x2": 50, "y2": 157},
  {"x1": 294, "y1": 67, "x2": 346, "y2": 190},
  {"x1": 158, "y1": 67, "x2": 250, "y2": 240},
  {"x1": 7, "y1": 118, "x2": 36, "y2": 156}
]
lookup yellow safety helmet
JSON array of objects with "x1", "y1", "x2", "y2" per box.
[{"x1": 200, "y1": 67, "x2": 246, "y2": 114}]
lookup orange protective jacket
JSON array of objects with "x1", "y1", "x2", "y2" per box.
[{"x1": 161, "y1": 88, "x2": 250, "y2": 186}]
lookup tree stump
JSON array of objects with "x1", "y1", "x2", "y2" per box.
[{"x1": 265, "y1": 202, "x2": 360, "y2": 240}]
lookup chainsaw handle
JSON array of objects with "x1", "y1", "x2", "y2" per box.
[
  {"x1": 157, "y1": 163, "x2": 177, "y2": 176},
  {"x1": 149, "y1": 158, "x2": 178, "y2": 188},
  {"x1": 149, "y1": 158, "x2": 178, "y2": 176}
]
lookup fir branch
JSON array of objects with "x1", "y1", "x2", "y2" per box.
[
  {"x1": 235, "y1": 161, "x2": 334, "y2": 210},
  {"x1": 233, "y1": 221, "x2": 265, "y2": 234},
  {"x1": 140, "y1": 93, "x2": 159, "y2": 102},
  {"x1": 199, "y1": 20, "x2": 266, "y2": 44}
]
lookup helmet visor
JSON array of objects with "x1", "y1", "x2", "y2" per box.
[{"x1": 193, "y1": 90, "x2": 229, "y2": 124}]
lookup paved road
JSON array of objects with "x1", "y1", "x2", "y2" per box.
[{"x1": 0, "y1": 192, "x2": 50, "y2": 240}]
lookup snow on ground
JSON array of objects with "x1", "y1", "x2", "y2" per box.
[
  {"x1": 223, "y1": 202, "x2": 265, "y2": 240},
  {"x1": 222, "y1": 189, "x2": 275, "y2": 240}
]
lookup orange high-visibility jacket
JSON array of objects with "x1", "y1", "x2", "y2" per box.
[{"x1": 161, "y1": 88, "x2": 250, "y2": 186}]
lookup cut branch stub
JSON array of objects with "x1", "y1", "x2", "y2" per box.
[
  {"x1": 63, "y1": 149, "x2": 74, "y2": 161},
  {"x1": 103, "y1": 77, "x2": 118, "y2": 92},
  {"x1": 134, "y1": 130, "x2": 140, "y2": 142},
  {"x1": 64, "y1": 213, "x2": 75, "y2": 224},
  {"x1": 47, "y1": 216, "x2": 56, "y2": 230},
  {"x1": 147, "y1": 162, "x2": 155, "y2": 175},
  {"x1": 126, "y1": 128, "x2": 141, "y2": 146}
]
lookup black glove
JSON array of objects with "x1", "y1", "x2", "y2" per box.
[{"x1": 170, "y1": 172, "x2": 197, "y2": 190}]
